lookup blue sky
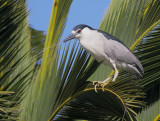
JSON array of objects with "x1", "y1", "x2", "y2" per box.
[{"x1": 28, "y1": 0, "x2": 111, "y2": 40}]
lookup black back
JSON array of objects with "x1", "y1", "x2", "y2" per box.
[
  {"x1": 73, "y1": 24, "x2": 94, "y2": 31},
  {"x1": 97, "y1": 30, "x2": 128, "y2": 47}
]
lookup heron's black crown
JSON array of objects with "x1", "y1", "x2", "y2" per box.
[{"x1": 73, "y1": 24, "x2": 94, "y2": 31}]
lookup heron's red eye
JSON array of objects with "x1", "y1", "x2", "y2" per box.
[{"x1": 77, "y1": 29, "x2": 81, "y2": 33}]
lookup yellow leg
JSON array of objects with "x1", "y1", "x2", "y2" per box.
[
  {"x1": 92, "y1": 61, "x2": 119, "y2": 92},
  {"x1": 93, "y1": 76, "x2": 112, "y2": 92}
]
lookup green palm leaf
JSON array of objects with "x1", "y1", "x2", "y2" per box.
[
  {"x1": 115, "y1": 1, "x2": 160, "y2": 113},
  {"x1": 0, "y1": 0, "x2": 35, "y2": 119},
  {"x1": 49, "y1": 79, "x2": 144, "y2": 121},
  {"x1": 30, "y1": 27, "x2": 46, "y2": 59},
  {"x1": 21, "y1": 0, "x2": 74, "y2": 120},
  {"x1": 137, "y1": 98, "x2": 160, "y2": 121},
  {"x1": 19, "y1": 0, "x2": 160, "y2": 121}
]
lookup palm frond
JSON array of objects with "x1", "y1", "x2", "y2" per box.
[
  {"x1": 49, "y1": 79, "x2": 144, "y2": 121},
  {"x1": 30, "y1": 27, "x2": 46, "y2": 59},
  {"x1": 137, "y1": 98, "x2": 160, "y2": 121},
  {"x1": 138, "y1": 25, "x2": 160, "y2": 91},
  {"x1": 0, "y1": 0, "x2": 35, "y2": 119},
  {"x1": 115, "y1": 0, "x2": 160, "y2": 104},
  {"x1": 0, "y1": 91, "x2": 17, "y2": 119},
  {"x1": 20, "y1": 0, "x2": 75, "y2": 120},
  {"x1": 135, "y1": 24, "x2": 160, "y2": 120}
]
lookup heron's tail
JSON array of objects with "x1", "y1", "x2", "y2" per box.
[
  {"x1": 131, "y1": 64, "x2": 143, "y2": 80},
  {"x1": 133, "y1": 62, "x2": 144, "y2": 79}
]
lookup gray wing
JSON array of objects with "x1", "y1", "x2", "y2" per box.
[
  {"x1": 100, "y1": 31, "x2": 144, "y2": 74},
  {"x1": 98, "y1": 30, "x2": 127, "y2": 47}
]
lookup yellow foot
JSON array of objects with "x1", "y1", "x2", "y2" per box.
[
  {"x1": 92, "y1": 81, "x2": 100, "y2": 92},
  {"x1": 101, "y1": 81, "x2": 110, "y2": 91},
  {"x1": 92, "y1": 81, "x2": 110, "y2": 92}
]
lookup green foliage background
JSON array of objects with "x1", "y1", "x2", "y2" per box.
[{"x1": 0, "y1": 0, "x2": 160, "y2": 121}]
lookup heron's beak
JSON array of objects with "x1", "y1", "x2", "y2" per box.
[{"x1": 63, "y1": 33, "x2": 77, "y2": 42}]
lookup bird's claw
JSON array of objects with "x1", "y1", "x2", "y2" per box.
[
  {"x1": 92, "y1": 81, "x2": 98, "y2": 85},
  {"x1": 93, "y1": 81, "x2": 100, "y2": 92},
  {"x1": 93, "y1": 81, "x2": 110, "y2": 92},
  {"x1": 102, "y1": 84, "x2": 105, "y2": 91}
]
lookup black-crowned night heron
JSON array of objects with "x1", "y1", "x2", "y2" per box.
[{"x1": 64, "y1": 24, "x2": 144, "y2": 92}]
